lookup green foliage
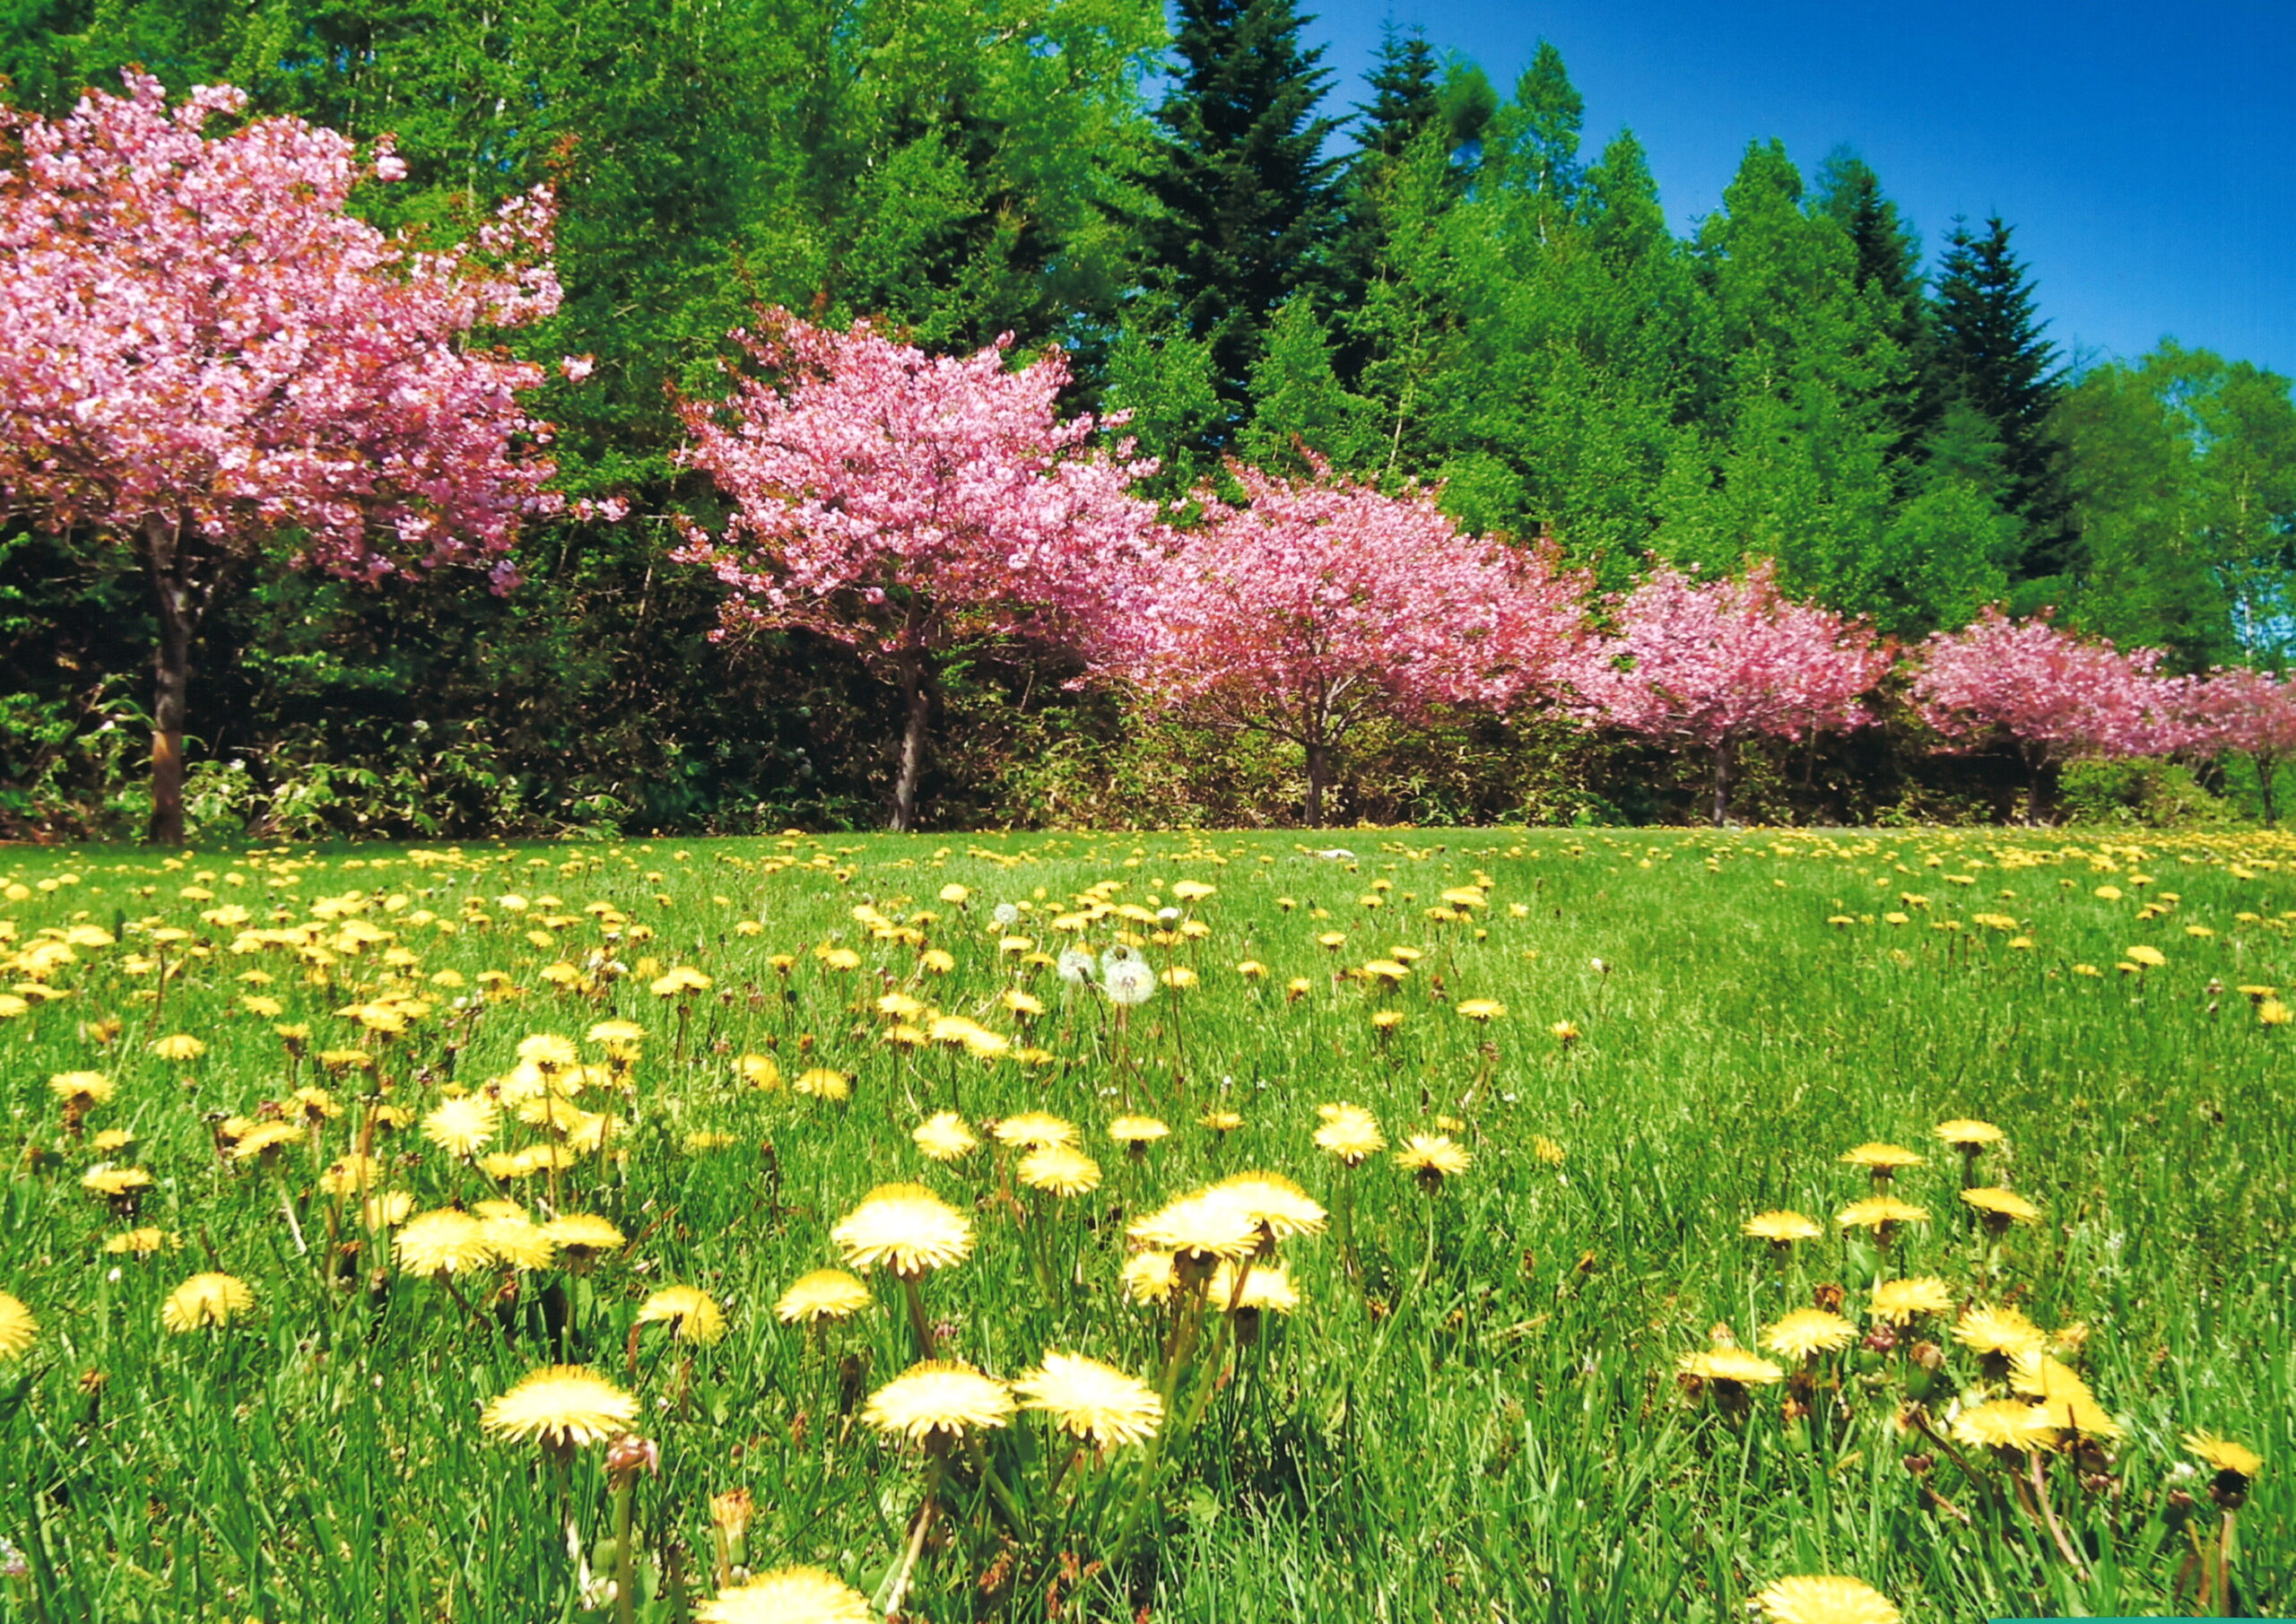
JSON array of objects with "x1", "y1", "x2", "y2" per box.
[
  {"x1": 2056, "y1": 758, "x2": 2237, "y2": 827},
  {"x1": 2056, "y1": 343, "x2": 2296, "y2": 669}
]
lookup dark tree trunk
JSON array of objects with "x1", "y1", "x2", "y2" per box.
[
  {"x1": 144, "y1": 514, "x2": 197, "y2": 847},
  {"x1": 890, "y1": 651, "x2": 932, "y2": 832},
  {"x1": 2022, "y1": 743, "x2": 2048, "y2": 825},
  {"x1": 1304, "y1": 740, "x2": 1335, "y2": 827},
  {"x1": 2260, "y1": 751, "x2": 2280, "y2": 827},
  {"x1": 1710, "y1": 741, "x2": 1732, "y2": 826}
]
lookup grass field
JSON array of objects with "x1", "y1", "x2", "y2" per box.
[{"x1": 1, "y1": 827, "x2": 2290, "y2": 1622}]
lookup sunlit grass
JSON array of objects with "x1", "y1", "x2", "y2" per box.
[{"x1": 0, "y1": 826, "x2": 2290, "y2": 1620}]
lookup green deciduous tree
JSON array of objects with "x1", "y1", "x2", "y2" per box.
[{"x1": 2057, "y1": 343, "x2": 2296, "y2": 669}]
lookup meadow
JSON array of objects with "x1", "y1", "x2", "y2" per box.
[{"x1": 0, "y1": 826, "x2": 2289, "y2": 1623}]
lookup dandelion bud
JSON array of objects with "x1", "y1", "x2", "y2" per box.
[
  {"x1": 604, "y1": 1433, "x2": 659, "y2": 1482},
  {"x1": 709, "y1": 1488, "x2": 755, "y2": 1541}
]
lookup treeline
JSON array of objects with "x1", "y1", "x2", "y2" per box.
[{"x1": 3, "y1": 0, "x2": 2292, "y2": 835}]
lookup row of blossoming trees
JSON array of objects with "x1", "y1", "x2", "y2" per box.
[
  {"x1": 6, "y1": 77, "x2": 2296, "y2": 835},
  {"x1": 673, "y1": 316, "x2": 2296, "y2": 828}
]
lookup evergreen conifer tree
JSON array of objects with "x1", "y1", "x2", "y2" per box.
[
  {"x1": 1931, "y1": 215, "x2": 2071, "y2": 576},
  {"x1": 1137, "y1": 0, "x2": 1344, "y2": 424}
]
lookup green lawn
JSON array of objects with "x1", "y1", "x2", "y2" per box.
[{"x1": 1, "y1": 827, "x2": 2289, "y2": 1621}]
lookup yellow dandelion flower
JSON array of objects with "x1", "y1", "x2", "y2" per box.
[
  {"x1": 992, "y1": 1112, "x2": 1075, "y2": 1150},
  {"x1": 104, "y1": 1226, "x2": 178, "y2": 1256},
  {"x1": 1314, "y1": 1103, "x2": 1385, "y2": 1166},
  {"x1": 1961, "y1": 1185, "x2": 2041, "y2": 1226},
  {"x1": 1748, "y1": 1574, "x2": 1900, "y2": 1624},
  {"x1": 422, "y1": 1094, "x2": 500, "y2": 1157},
  {"x1": 1677, "y1": 1347, "x2": 1785, "y2": 1386},
  {"x1": 49, "y1": 1071, "x2": 113, "y2": 1105},
  {"x1": 1108, "y1": 1115, "x2": 1170, "y2": 1149},
  {"x1": 795, "y1": 1067, "x2": 850, "y2": 1101},
  {"x1": 1866, "y1": 1277, "x2": 1954, "y2": 1324},
  {"x1": 1456, "y1": 998, "x2": 1506, "y2": 1021},
  {"x1": 1013, "y1": 1351, "x2": 1163, "y2": 1448},
  {"x1": 1210, "y1": 1260, "x2": 1300, "y2": 1314},
  {"x1": 480, "y1": 1216, "x2": 559, "y2": 1272},
  {"x1": 0, "y1": 1291, "x2": 37, "y2": 1359},
  {"x1": 1934, "y1": 1118, "x2": 2005, "y2": 1151},
  {"x1": 1952, "y1": 1397, "x2": 2061, "y2": 1453},
  {"x1": 230, "y1": 1119, "x2": 305, "y2": 1162},
  {"x1": 317, "y1": 1152, "x2": 383, "y2": 1196},
  {"x1": 2184, "y1": 1430, "x2": 2262, "y2": 1480},
  {"x1": 637, "y1": 1285, "x2": 727, "y2": 1345},
  {"x1": 861, "y1": 1360, "x2": 1014, "y2": 1444},
  {"x1": 1394, "y1": 1133, "x2": 1471, "y2": 1185},
  {"x1": 537, "y1": 1212, "x2": 629, "y2": 1267},
  {"x1": 694, "y1": 1566, "x2": 873, "y2": 1624},
  {"x1": 775, "y1": 1269, "x2": 872, "y2": 1324},
  {"x1": 1127, "y1": 1192, "x2": 1259, "y2": 1263},
  {"x1": 831, "y1": 1184, "x2": 973, "y2": 1277},
  {"x1": 1836, "y1": 1195, "x2": 1927, "y2": 1232},
  {"x1": 361, "y1": 1191, "x2": 415, "y2": 1229},
  {"x1": 2125, "y1": 943, "x2": 2165, "y2": 967},
  {"x1": 150, "y1": 1034, "x2": 205, "y2": 1062},
  {"x1": 1121, "y1": 1251, "x2": 1178, "y2": 1303},
  {"x1": 1210, "y1": 1171, "x2": 1327, "y2": 1239},
  {"x1": 82, "y1": 1164, "x2": 153, "y2": 1199},
  {"x1": 161, "y1": 1272, "x2": 254, "y2": 1333},
  {"x1": 1839, "y1": 1142, "x2": 1926, "y2": 1174},
  {"x1": 1197, "y1": 1108, "x2": 1244, "y2": 1133},
  {"x1": 1019, "y1": 1145, "x2": 1102, "y2": 1198},
  {"x1": 481, "y1": 1365, "x2": 638, "y2": 1447},
  {"x1": 1761, "y1": 1308, "x2": 1857, "y2": 1360},
  {"x1": 394, "y1": 1209, "x2": 493, "y2": 1276},
  {"x1": 913, "y1": 1111, "x2": 979, "y2": 1162},
  {"x1": 1952, "y1": 1305, "x2": 2048, "y2": 1359},
  {"x1": 735, "y1": 1053, "x2": 782, "y2": 1090}
]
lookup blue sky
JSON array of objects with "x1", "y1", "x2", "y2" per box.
[{"x1": 1299, "y1": 0, "x2": 2296, "y2": 378}]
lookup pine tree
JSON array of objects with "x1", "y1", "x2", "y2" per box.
[
  {"x1": 1932, "y1": 215, "x2": 2071, "y2": 577},
  {"x1": 1137, "y1": 0, "x2": 1345, "y2": 424}
]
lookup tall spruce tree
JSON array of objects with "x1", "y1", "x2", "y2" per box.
[
  {"x1": 1932, "y1": 215, "x2": 2071, "y2": 577},
  {"x1": 1138, "y1": 0, "x2": 1344, "y2": 423},
  {"x1": 1813, "y1": 149, "x2": 1934, "y2": 465}
]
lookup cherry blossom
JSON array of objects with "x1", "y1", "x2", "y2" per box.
[
  {"x1": 1910, "y1": 608, "x2": 2191, "y2": 821},
  {"x1": 674, "y1": 310, "x2": 1163, "y2": 829},
  {"x1": 0, "y1": 73, "x2": 563, "y2": 842},
  {"x1": 1571, "y1": 561, "x2": 1890, "y2": 824},
  {"x1": 1087, "y1": 461, "x2": 1587, "y2": 824},
  {"x1": 2177, "y1": 664, "x2": 2296, "y2": 824}
]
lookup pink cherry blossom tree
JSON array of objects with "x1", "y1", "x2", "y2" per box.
[
  {"x1": 1571, "y1": 561, "x2": 1890, "y2": 825},
  {"x1": 0, "y1": 73, "x2": 563, "y2": 844},
  {"x1": 674, "y1": 310, "x2": 1162, "y2": 830},
  {"x1": 2178, "y1": 665, "x2": 2296, "y2": 824},
  {"x1": 1086, "y1": 462, "x2": 1589, "y2": 824},
  {"x1": 1910, "y1": 607, "x2": 2191, "y2": 822}
]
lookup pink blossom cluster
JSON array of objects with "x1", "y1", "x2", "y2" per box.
[
  {"x1": 1569, "y1": 561, "x2": 1890, "y2": 754},
  {"x1": 1087, "y1": 460, "x2": 1588, "y2": 747},
  {"x1": 672, "y1": 311, "x2": 1163, "y2": 671},
  {"x1": 2175, "y1": 664, "x2": 2296, "y2": 764},
  {"x1": 0, "y1": 72, "x2": 563, "y2": 587},
  {"x1": 1910, "y1": 608, "x2": 2196, "y2": 765}
]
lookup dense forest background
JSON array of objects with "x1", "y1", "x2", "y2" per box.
[{"x1": 4, "y1": 0, "x2": 2293, "y2": 835}]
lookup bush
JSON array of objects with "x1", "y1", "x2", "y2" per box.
[{"x1": 2057, "y1": 759, "x2": 2235, "y2": 827}]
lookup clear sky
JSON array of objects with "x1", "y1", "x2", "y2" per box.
[{"x1": 1298, "y1": 0, "x2": 2296, "y2": 378}]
